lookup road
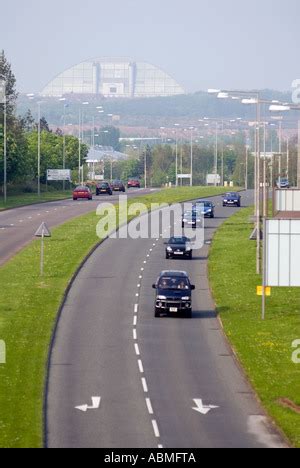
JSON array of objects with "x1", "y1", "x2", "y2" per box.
[
  {"x1": 0, "y1": 189, "x2": 154, "y2": 266},
  {"x1": 46, "y1": 191, "x2": 286, "y2": 448}
]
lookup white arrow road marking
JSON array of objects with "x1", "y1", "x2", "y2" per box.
[
  {"x1": 75, "y1": 397, "x2": 101, "y2": 413},
  {"x1": 192, "y1": 399, "x2": 219, "y2": 415}
]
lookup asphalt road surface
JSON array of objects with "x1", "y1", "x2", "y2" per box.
[
  {"x1": 0, "y1": 189, "x2": 155, "y2": 266},
  {"x1": 46, "y1": 190, "x2": 287, "y2": 448}
]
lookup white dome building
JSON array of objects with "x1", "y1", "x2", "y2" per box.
[{"x1": 41, "y1": 58, "x2": 185, "y2": 98}]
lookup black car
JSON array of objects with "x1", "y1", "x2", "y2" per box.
[
  {"x1": 152, "y1": 271, "x2": 195, "y2": 319},
  {"x1": 223, "y1": 192, "x2": 241, "y2": 207},
  {"x1": 111, "y1": 180, "x2": 126, "y2": 192},
  {"x1": 165, "y1": 237, "x2": 193, "y2": 259},
  {"x1": 96, "y1": 182, "x2": 113, "y2": 196}
]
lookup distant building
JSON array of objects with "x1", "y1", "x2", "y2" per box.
[{"x1": 41, "y1": 58, "x2": 185, "y2": 98}]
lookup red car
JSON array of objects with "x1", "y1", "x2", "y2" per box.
[
  {"x1": 128, "y1": 178, "x2": 141, "y2": 189},
  {"x1": 73, "y1": 186, "x2": 93, "y2": 201}
]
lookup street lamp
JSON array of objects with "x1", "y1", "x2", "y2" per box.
[
  {"x1": 190, "y1": 127, "x2": 194, "y2": 187},
  {"x1": 0, "y1": 76, "x2": 7, "y2": 203},
  {"x1": 174, "y1": 123, "x2": 180, "y2": 186},
  {"x1": 59, "y1": 98, "x2": 68, "y2": 190}
]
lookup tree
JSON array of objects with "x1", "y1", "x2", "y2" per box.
[
  {"x1": 0, "y1": 50, "x2": 18, "y2": 114},
  {"x1": 20, "y1": 110, "x2": 35, "y2": 133},
  {"x1": 94, "y1": 126, "x2": 120, "y2": 151}
]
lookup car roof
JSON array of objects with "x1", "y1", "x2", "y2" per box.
[
  {"x1": 195, "y1": 200, "x2": 213, "y2": 203},
  {"x1": 75, "y1": 186, "x2": 89, "y2": 190},
  {"x1": 159, "y1": 271, "x2": 189, "y2": 278},
  {"x1": 168, "y1": 236, "x2": 189, "y2": 242}
]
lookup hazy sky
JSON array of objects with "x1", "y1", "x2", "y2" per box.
[{"x1": 1, "y1": 0, "x2": 300, "y2": 94}]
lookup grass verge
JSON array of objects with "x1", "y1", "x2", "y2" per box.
[
  {"x1": 0, "y1": 191, "x2": 74, "y2": 211},
  {"x1": 0, "y1": 186, "x2": 228, "y2": 448},
  {"x1": 209, "y1": 206, "x2": 300, "y2": 448}
]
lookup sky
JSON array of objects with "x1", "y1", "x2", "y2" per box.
[{"x1": 1, "y1": 0, "x2": 300, "y2": 94}]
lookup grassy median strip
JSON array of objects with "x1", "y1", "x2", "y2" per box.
[
  {"x1": 0, "y1": 186, "x2": 227, "y2": 448},
  {"x1": 209, "y1": 207, "x2": 300, "y2": 448}
]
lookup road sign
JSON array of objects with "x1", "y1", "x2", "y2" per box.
[
  {"x1": 206, "y1": 174, "x2": 221, "y2": 185},
  {"x1": 265, "y1": 219, "x2": 300, "y2": 287},
  {"x1": 75, "y1": 397, "x2": 101, "y2": 413},
  {"x1": 192, "y1": 399, "x2": 219, "y2": 415},
  {"x1": 47, "y1": 169, "x2": 71, "y2": 181},
  {"x1": 35, "y1": 222, "x2": 51, "y2": 238},
  {"x1": 257, "y1": 286, "x2": 271, "y2": 297},
  {"x1": 178, "y1": 174, "x2": 192, "y2": 180},
  {"x1": 35, "y1": 223, "x2": 51, "y2": 276}
]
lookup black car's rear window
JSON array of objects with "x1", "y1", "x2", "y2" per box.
[
  {"x1": 158, "y1": 277, "x2": 190, "y2": 290},
  {"x1": 169, "y1": 237, "x2": 188, "y2": 245}
]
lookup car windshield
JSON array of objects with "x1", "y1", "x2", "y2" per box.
[
  {"x1": 169, "y1": 237, "x2": 187, "y2": 245},
  {"x1": 101, "y1": 184, "x2": 108, "y2": 188},
  {"x1": 158, "y1": 277, "x2": 190, "y2": 290},
  {"x1": 226, "y1": 193, "x2": 237, "y2": 197},
  {"x1": 75, "y1": 187, "x2": 88, "y2": 191}
]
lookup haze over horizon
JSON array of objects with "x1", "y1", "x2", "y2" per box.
[{"x1": 1, "y1": 0, "x2": 300, "y2": 95}]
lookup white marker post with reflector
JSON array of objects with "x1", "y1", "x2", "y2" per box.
[{"x1": 35, "y1": 222, "x2": 51, "y2": 276}]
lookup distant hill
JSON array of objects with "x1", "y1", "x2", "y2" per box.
[{"x1": 17, "y1": 89, "x2": 294, "y2": 131}]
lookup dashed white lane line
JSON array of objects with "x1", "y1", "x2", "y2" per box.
[
  {"x1": 134, "y1": 304, "x2": 139, "y2": 314},
  {"x1": 152, "y1": 420, "x2": 160, "y2": 438},
  {"x1": 146, "y1": 398, "x2": 154, "y2": 415},
  {"x1": 133, "y1": 316, "x2": 138, "y2": 327},
  {"x1": 158, "y1": 444, "x2": 164, "y2": 449},
  {"x1": 136, "y1": 293, "x2": 139, "y2": 298},
  {"x1": 141, "y1": 268, "x2": 144, "y2": 272},
  {"x1": 135, "y1": 344, "x2": 140, "y2": 356},
  {"x1": 142, "y1": 378, "x2": 148, "y2": 393},
  {"x1": 137, "y1": 284, "x2": 141, "y2": 288},
  {"x1": 133, "y1": 329, "x2": 137, "y2": 341},
  {"x1": 138, "y1": 360, "x2": 144, "y2": 374}
]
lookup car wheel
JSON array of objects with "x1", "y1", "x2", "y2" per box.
[
  {"x1": 189, "y1": 252, "x2": 193, "y2": 259},
  {"x1": 155, "y1": 310, "x2": 161, "y2": 318},
  {"x1": 73, "y1": 198, "x2": 77, "y2": 201},
  {"x1": 185, "y1": 310, "x2": 192, "y2": 319}
]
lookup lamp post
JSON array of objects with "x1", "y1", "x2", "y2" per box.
[
  {"x1": 37, "y1": 101, "x2": 42, "y2": 197},
  {"x1": 59, "y1": 98, "x2": 68, "y2": 190},
  {"x1": 190, "y1": 127, "x2": 194, "y2": 187},
  {"x1": 0, "y1": 77, "x2": 7, "y2": 203},
  {"x1": 78, "y1": 102, "x2": 89, "y2": 184},
  {"x1": 174, "y1": 123, "x2": 180, "y2": 186}
]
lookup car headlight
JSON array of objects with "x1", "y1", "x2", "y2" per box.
[
  {"x1": 167, "y1": 247, "x2": 173, "y2": 252},
  {"x1": 182, "y1": 296, "x2": 191, "y2": 301},
  {"x1": 157, "y1": 295, "x2": 167, "y2": 300}
]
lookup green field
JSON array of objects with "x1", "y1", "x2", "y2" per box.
[
  {"x1": 0, "y1": 186, "x2": 227, "y2": 448},
  {"x1": 209, "y1": 207, "x2": 300, "y2": 448}
]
